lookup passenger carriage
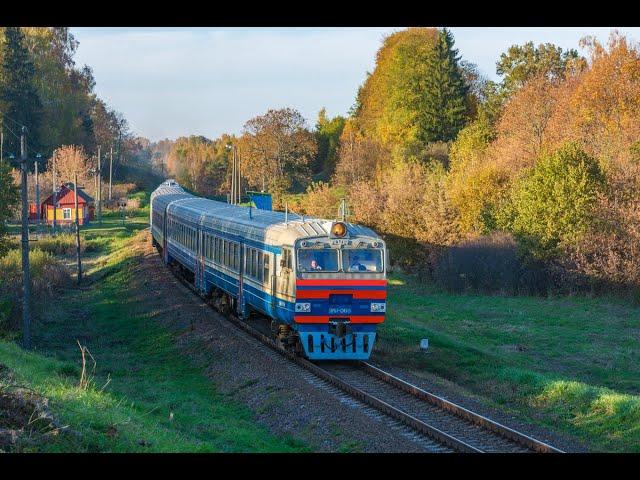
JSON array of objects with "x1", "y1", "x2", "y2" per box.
[{"x1": 150, "y1": 180, "x2": 388, "y2": 360}]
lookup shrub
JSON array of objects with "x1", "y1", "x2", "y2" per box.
[
  {"x1": 33, "y1": 233, "x2": 86, "y2": 256},
  {"x1": 499, "y1": 142, "x2": 605, "y2": 259},
  {"x1": 0, "y1": 249, "x2": 71, "y2": 333},
  {"x1": 434, "y1": 232, "x2": 551, "y2": 295},
  {"x1": 300, "y1": 182, "x2": 346, "y2": 219}
]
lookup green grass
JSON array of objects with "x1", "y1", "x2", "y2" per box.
[
  {"x1": 0, "y1": 192, "x2": 308, "y2": 452},
  {"x1": 376, "y1": 273, "x2": 640, "y2": 452}
]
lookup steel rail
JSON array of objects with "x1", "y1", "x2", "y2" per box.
[
  {"x1": 360, "y1": 362, "x2": 564, "y2": 453},
  {"x1": 163, "y1": 249, "x2": 563, "y2": 453}
]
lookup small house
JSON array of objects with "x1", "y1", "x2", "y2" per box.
[{"x1": 41, "y1": 183, "x2": 95, "y2": 226}]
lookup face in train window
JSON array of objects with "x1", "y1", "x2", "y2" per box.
[
  {"x1": 297, "y1": 249, "x2": 338, "y2": 272},
  {"x1": 342, "y1": 249, "x2": 383, "y2": 273}
]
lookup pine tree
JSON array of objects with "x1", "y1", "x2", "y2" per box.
[
  {"x1": 0, "y1": 27, "x2": 42, "y2": 155},
  {"x1": 419, "y1": 28, "x2": 469, "y2": 143}
]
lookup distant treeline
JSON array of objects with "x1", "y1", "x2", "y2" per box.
[
  {"x1": 140, "y1": 28, "x2": 640, "y2": 297},
  {"x1": 0, "y1": 27, "x2": 161, "y2": 253}
]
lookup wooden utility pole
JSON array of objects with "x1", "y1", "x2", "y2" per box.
[
  {"x1": 74, "y1": 172, "x2": 82, "y2": 284},
  {"x1": 236, "y1": 146, "x2": 241, "y2": 204},
  {"x1": 231, "y1": 146, "x2": 236, "y2": 205},
  {"x1": 35, "y1": 157, "x2": 40, "y2": 230},
  {"x1": 52, "y1": 158, "x2": 57, "y2": 233},
  {"x1": 20, "y1": 126, "x2": 31, "y2": 349},
  {"x1": 109, "y1": 145, "x2": 113, "y2": 201},
  {"x1": 97, "y1": 145, "x2": 102, "y2": 225}
]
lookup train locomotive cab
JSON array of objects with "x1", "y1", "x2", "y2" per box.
[{"x1": 292, "y1": 221, "x2": 387, "y2": 360}]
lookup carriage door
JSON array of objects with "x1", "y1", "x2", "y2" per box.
[
  {"x1": 198, "y1": 227, "x2": 205, "y2": 292},
  {"x1": 163, "y1": 211, "x2": 169, "y2": 264},
  {"x1": 276, "y1": 247, "x2": 293, "y2": 302}
]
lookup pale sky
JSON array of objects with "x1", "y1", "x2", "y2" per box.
[{"x1": 71, "y1": 27, "x2": 640, "y2": 142}]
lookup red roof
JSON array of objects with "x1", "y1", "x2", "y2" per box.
[{"x1": 42, "y1": 183, "x2": 93, "y2": 207}]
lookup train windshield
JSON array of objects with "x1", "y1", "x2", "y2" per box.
[
  {"x1": 343, "y1": 249, "x2": 384, "y2": 273},
  {"x1": 297, "y1": 249, "x2": 339, "y2": 272}
]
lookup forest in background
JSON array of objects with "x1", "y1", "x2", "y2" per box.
[
  {"x1": 0, "y1": 27, "x2": 159, "y2": 240},
  {"x1": 148, "y1": 28, "x2": 640, "y2": 298},
  {"x1": 2, "y1": 26, "x2": 640, "y2": 298}
]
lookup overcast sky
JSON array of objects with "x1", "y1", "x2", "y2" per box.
[{"x1": 71, "y1": 27, "x2": 640, "y2": 142}]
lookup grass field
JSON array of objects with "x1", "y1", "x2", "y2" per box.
[
  {"x1": 374, "y1": 273, "x2": 640, "y2": 452},
  {"x1": 0, "y1": 197, "x2": 307, "y2": 452}
]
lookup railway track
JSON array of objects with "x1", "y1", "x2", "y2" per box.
[{"x1": 166, "y1": 255, "x2": 564, "y2": 454}]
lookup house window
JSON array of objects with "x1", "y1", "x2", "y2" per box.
[{"x1": 62, "y1": 208, "x2": 72, "y2": 220}]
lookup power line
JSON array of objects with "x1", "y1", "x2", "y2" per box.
[{"x1": 1, "y1": 117, "x2": 47, "y2": 158}]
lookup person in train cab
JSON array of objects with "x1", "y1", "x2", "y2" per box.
[
  {"x1": 310, "y1": 259, "x2": 323, "y2": 271},
  {"x1": 349, "y1": 255, "x2": 367, "y2": 272}
]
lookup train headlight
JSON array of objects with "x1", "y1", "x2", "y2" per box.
[
  {"x1": 331, "y1": 222, "x2": 347, "y2": 238},
  {"x1": 371, "y1": 302, "x2": 386, "y2": 313},
  {"x1": 295, "y1": 302, "x2": 311, "y2": 313}
]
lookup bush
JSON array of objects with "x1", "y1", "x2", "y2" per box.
[
  {"x1": 33, "y1": 233, "x2": 86, "y2": 256},
  {"x1": 0, "y1": 249, "x2": 71, "y2": 333},
  {"x1": 300, "y1": 182, "x2": 346, "y2": 219},
  {"x1": 499, "y1": 142, "x2": 605, "y2": 259},
  {"x1": 434, "y1": 232, "x2": 551, "y2": 295}
]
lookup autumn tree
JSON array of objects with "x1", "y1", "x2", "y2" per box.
[
  {"x1": 354, "y1": 27, "x2": 469, "y2": 158},
  {"x1": 165, "y1": 135, "x2": 234, "y2": 197},
  {"x1": 239, "y1": 108, "x2": 316, "y2": 194},
  {"x1": 48, "y1": 145, "x2": 93, "y2": 190},
  {"x1": 22, "y1": 28, "x2": 96, "y2": 154},
  {"x1": 333, "y1": 120, "x2": 386, "y2": 186},
  {"x1": 496, "y1": 41, "x2": 585, "y2": 96}
]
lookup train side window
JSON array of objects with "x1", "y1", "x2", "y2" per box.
[
  {"x1": 232, "y1": 243, "x2": 237, "y2": 270},
  {"x1": 253, "y1": 250, "x2": 258, "y2": 278},
  {"x1": 264, "y1": 254, "x2": 270, "y2": 282},
  {"x1": 253, "y1": 250, "x2": 258, "y2": 280},
  {"x1": 234, "y1": 243, "x2": 238, "y2": 270},
  {"x1": 257, "y1": 251, "x2": 263, "y2": 282}
]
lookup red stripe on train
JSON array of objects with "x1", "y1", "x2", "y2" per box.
[
  {"x1": 296, "y1": 290, "x2": 387, "y2": 299},
  {"x1": 296, "y1": 279, "x2": 387, "y2": 287},
  {"x1": 294, "y1": 315, "x2": 385, "y2": 324}
]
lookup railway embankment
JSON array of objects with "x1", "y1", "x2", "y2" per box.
[
  {"x1": 0, "y1": 209, "x2": 307, "y2": 452},
  {"x1": 372, "y1": 274, "x2": 640, "y2": 452},
  {"x1": 0, "y1": 207, "x2": 441, "y2": 452}
]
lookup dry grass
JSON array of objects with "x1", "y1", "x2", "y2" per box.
[{"x1": 0, "y1": 249, "x2": 71, "y2": 333}]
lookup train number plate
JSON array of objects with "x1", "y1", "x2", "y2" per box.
[{"x1": 329, "y1": 306, "x2": 352, "y2": 315}]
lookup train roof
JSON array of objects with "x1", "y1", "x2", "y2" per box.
[{"x1": 151, "y1": 181, "x2": 381, "y2": 246}]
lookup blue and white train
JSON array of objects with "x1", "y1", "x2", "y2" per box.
[{"x1": 150, "y1": 180, "x2": 388, "y2": 360}]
